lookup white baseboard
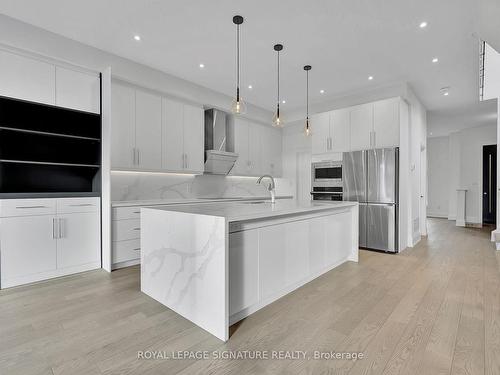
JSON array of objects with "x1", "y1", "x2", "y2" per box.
[
  {"x1": 112, "y1": 258, "x2": 140, "y2": 270},
  {"x1": 1, "y1": 262, "x2": 101, "y2": 289}
]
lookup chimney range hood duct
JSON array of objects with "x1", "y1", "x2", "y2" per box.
[{"x1": 204, "y1": 109, "x2": 238, "y2": 175}]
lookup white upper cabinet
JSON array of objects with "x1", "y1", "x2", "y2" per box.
[
  {"x1": 55, "y1": 67, "x2": 100, "y2": 113},
  {"x1": 112, "y1": 82, "x2": 204, "y2": 173},
  {"x1": 231, "y1": 118, "x2": 251, "y2": 176},
  {"x1": 182, "y1": 104, "x2": 204, "y2": 173},
  {"x1": 261, "y1": 126, "x2": 282, "y2": 177},
  {"x1": 135, "y1": 90, "x2": 162, "y2": 170},
  {"x1": 230, "y1": 119, "x2": 279, "y2": 177},
  {"x1": 330, "y1": 108, "x2": 350, "y2": 153},
  {"x1": 0, "y1": 50, "x2": 55, "y2": 105},
  {"x1": 248, "y1": 123, "x2": 262, "y2": 176},
  {"x1": 161, "y1": 99, "x2": 204, "y2": 173},
  {"x1": 0, "y1": 50, "x2": 100, "y2": 112},
  {"x1": 349, "y1": 103, "x2": 373, "y2": 151},
  {"x1": 311, "y1": 112, "x2": 330, "y2": 155},
  {"x1": 162, "y1": 97, "x2": 184, "y2": 171},
  {"x1": 111, "y1": 83, "x2": 136, "y2": 169},
  {"x1": 373, "y1": 98, "x2": 400, "y2": 148}
]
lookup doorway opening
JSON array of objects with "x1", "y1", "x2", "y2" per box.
[{"x1": 482, "y1": 144, "x2": 497, "y2": 225}]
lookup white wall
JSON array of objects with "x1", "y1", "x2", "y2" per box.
[
  {"x1": 427, "y1": 137, "x2": 450, "y2": 217},
  {"x1": 428, "y1": 124, "x2": 497, "y2": 224}
]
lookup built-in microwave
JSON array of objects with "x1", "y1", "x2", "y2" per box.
[
  {"x1": 311, "y1": 161, "x2": 342, "y2": 184},
  {"x1": 310, "y1": 161, "x2": 343, "y2": 201}
]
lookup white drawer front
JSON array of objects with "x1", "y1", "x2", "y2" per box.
[
  {"x1": 112, "y1": 219, "x2": 141, "y2": 241},
  {"x1": 0, "y1": 198, "x2": 57, "y2": 217},
  {"x1": 57, "y1": 197, "x2": 100, "y2": 214},
  {"x1": 112, "y1": 239, "x2": 141, "y2": 264},
  {"x1": 112, "y1": 206, "x2": 142, "y2": 221}
]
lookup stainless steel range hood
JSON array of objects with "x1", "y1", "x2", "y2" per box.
[{"x1": 204, "y1": 109, "x2": 238, "y2": 175}]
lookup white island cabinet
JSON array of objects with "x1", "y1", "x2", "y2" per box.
[{"x1": 141, "y1": 200, "x2": 358, "y2": 341}]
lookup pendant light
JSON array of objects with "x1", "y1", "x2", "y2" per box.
[
  {"x1": 272, "y1": 44, "x2": 284, "y2": 127},
  {"x1": 231, "y1": 15, "x2": 246, "y2": 115},
  {"x1": 304, "y1": 65, "x2": 312, "y2": 136}
]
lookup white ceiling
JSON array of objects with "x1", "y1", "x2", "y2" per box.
[
  {"x1": 0, "y1": 0, "x2": 488, "y2": 115},
  {"x1": 427, "y1": 98, "x2": 497, "y2": 138}
]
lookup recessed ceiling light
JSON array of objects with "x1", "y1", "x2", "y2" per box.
[
  {"x1": 248, "y1": 85, "x2": 253, "y2": 89},
  {"x1": 320, "y1": 89, "x2": 325, "y2": 94},
  {"x1": 441, "y1": 87, "x2": 450, "y2": 96},
  {"x1": 432, "y1": 57, "x2": 439, "y2": 63},
  {"x1": 430, "y1": 132, "x2": 433, "y2": 135},
  {"x1": 282, "y1": 100, "x2": 286, "y2": 104},
  {"x1": 199, "y1": 63, "x2": 205, "y2": 68},
  {"x1": 133, "y1": 35, "x2": 141, "y2": 41},
  {"x1": 419, "y1": 21, "x2": 428, "y2": 28},
  {"x1": 368, "y1": 76, "x2": 374, "y2": 80}
]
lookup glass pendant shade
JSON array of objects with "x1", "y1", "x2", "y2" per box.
[
  {"x1": 231, "y1": 96, "x2": 247, "y2": 114},
  {"x1": 304, "y1": 118, "x2": 311, "y2": 136},
  {"x1": 272, "y1": 112, "x2": 284, "y2": 127}
]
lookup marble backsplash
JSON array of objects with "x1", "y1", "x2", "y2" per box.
[{"x1": 111, "y1": 172, "x2": 295, "y2": 201}]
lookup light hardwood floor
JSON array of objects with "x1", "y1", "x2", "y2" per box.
[{"x1": 0, "y1": 218, "x2": 499, "y2": 375}]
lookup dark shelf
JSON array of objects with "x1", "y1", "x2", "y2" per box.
[
  {"x1": 0, "y1": 95, "x2": 101, "y2": 138},
  {"x1": 0, "y1": 90, "x2": 102, "y2": 194}
]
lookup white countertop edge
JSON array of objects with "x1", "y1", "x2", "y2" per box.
[
  {"x1": 111, "y1": 195, "x2": 294, "y2": 208},
  {"x1": 142, "y1": 201, "x2": 358, "y2": 222}
]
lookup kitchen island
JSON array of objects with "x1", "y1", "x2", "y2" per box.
[{"x1": 141, "y1": 200, "x2": 358, "y2": 341}]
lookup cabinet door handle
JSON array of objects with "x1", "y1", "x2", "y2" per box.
[
  {"x1": 133, "y1": 227, "x2": 141, "y2": 231},
  {"x1": 185, "y1": 154, "x2": 188, "y2": 169},
  {"x1": 373, "y1": 132, "x2": 376, "y2": 147},
  {"x1": 132, "y1": 148, "x2": 136, "y2": 165},
  {"x1": 52, "y1": 218, "x2": 57, "y2": 239},
  {"x1": 137, "y1": 149, "x2": 140, "y2": 165},
  {"x1": 133, "y1": 211, "x2": 140, "y2": 214},
  {"x1": 133, "y1": 248, "x2": 141, "y2": 251},
  {"x1": 16, "y1": 205, "x2": 48, "y2": 209},
  {"x1": 69, "y1": 204, "x2": 94, "y2": 207},
  {"x1": 59, "y1": 218, "x2": 64, "y2": 239}
]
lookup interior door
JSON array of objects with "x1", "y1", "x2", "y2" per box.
[
  {"x1": 483, "y1": 144, "x2": 497, "y2": 224},
  {"x1": 366, "y1": 203, "x2": 396, "y2": 252},
  {"x1": 343, "y1": 150, "x2": 366, "y2": 202},
  {"x1": 162, "y1": 98, "x2": 184, "y2": 171},
  {"x1": 57, "y1": 212, "x2": 100, "y2": 269},
  {"x1": 135, "y1": 90, "x2": 162, "y2": 169},
  {"x1": 367, "y1": 148, "x2": 397, "y2": 203}
]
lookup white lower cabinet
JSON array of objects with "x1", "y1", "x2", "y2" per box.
[
  {"x1": 228, "y1": 210, "x2": 353, "y2": 319},
  {"x1": 0, "y1": 215, "x2": 57, "y2": 281},
  {"x1": 228, "y1": 230, "x2": 259, "y2": 316},
  {"x1": 0, "y1": 197, "x2": 101, "y2": 288},
  {"x1": 57, "y1": 212, "x2": 100, "y2": 269}
]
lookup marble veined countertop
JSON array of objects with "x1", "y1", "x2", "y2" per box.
[
  {"x1": 144, "y1": 200, "x2": 357, "y2": 222},
  {"x1": 111, "y1": 195, "x2": 293, "y2": 208}
]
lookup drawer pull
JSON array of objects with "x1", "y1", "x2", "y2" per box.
[
  {"x1": 16, "y1": 205, "x2": 48, "y2": 209},
  {"x1": 133, "y1": 248, "x2": 141, "y2": 251},
  {"x1": 69, "y1": 203, "x2": 94, "y2": 207},
  {"x1": 133, "y1": 211, "x2": 140, "y2": 214},
  {"x1": 133, "y1": 228, "x2": 141, "y2": 231}
]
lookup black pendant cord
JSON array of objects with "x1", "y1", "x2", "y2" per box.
[
  {"x1": 236, "y1": 23, "x2": 240, "y2": 102},
  {"x1": 306, "y1": 69, "x2": 309, "y2": 121}
]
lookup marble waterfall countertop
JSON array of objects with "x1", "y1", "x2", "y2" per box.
[
  {"x1": 146, "y1": 200, "x2": 358, "y2": 222},
  {"x1": 111, "y1": 195, "x2": 293, "y2": 207},
  {"x1": 141, "y1": 199, "x2": 359, "y2": 341}
]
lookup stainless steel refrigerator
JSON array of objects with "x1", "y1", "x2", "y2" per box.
[{"x1": 343, "y1": 147, "x2": 399, "y2": 252}]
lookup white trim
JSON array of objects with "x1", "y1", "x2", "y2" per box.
[{"x1": 1, "y1": 262, "x2": 100, "y2": 289}]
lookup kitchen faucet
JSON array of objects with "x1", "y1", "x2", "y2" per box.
[{"x1": 257, "y1": 175, "x2": 276, "y2": 204}]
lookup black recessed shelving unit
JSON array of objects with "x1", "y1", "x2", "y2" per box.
[{"x1": 0, "y1": 91, "x2": 102, "y2": 198}]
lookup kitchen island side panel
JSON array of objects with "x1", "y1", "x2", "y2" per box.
[{"x1": 140, "y1": 208, "x2": 228, "y2": 341}]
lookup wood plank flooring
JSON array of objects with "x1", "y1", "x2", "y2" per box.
[{"x1": 0, "y1": 218, "x2": 499, "y2": 375}]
